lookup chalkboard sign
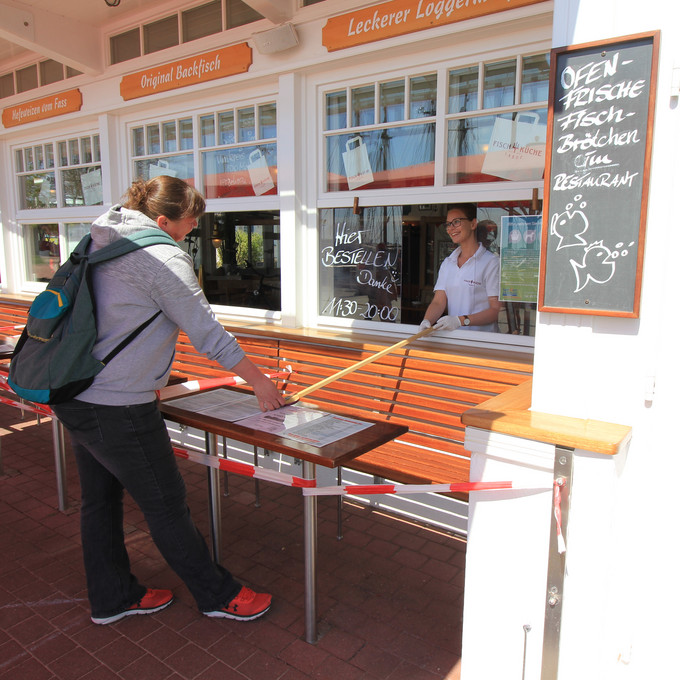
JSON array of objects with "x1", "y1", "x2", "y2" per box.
[{"x1": 538, "y1": 32, "x2": 659, "y2": 317}]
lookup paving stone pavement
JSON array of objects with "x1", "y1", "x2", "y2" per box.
[{"x1": 0, "y1": 403, "x2": 465, "y2": 680}]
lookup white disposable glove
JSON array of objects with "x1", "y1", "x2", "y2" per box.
[
  {"x1": 433, "y1": 315, "x2": 461, "y2": 331},
  {"x1": 418, "y1": 319, "x2": 432, "y2": 331}
]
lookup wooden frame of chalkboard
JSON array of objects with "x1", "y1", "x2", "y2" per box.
[{"x1": 538, "y1": 31, "x2": 659, "y2": 317}]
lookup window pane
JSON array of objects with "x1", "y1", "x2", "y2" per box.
[
  {"x1": 58, "y1": 141, "x2": 68, "y2": 166},
  {"x1": 201, "y1": 210, "x2": 280, "y2": 311},
  {"x1": 15, "y1": 149, "x2": 24, "y2": 173},
  {"x1": 319, "y1": 201, "x2": 537, "y2": 334},
  {"x1": 34, "y1": 146, "x2": 44, "y2": 170},
  {"x1": 39, "y1": 59, "x2": 64, "y2": 86},
  {"x1": 111, "y1": 29, "x2": 141, "y2": 64},
  {"x1": 66, "y1": 66, "x2": 82, "y2": 78},
  {"x1": 410, "y1": 73, "x2": 436, "y2": 118},
  {"x1": 521, "y1": 53, "x2": 550, "y2": 104},
  {"x1": 447, "y1": 114, "x2": 502, "y2": 184},
  {"x1": 146, "y1": 125, "x2": 161, "y2": 155},
  {"x1": 259, "y1": 103, "x2": 276, "y2": 139},
  {"x1": 218, "y1": 111, "x2": 235, "y2": 144},
  {"x1": 200, "y1": 115, "x2": 216, "y2": 147},
  {"x1": 162, "y1": 121, "x2": 177, "y2": 153},
  {"x1": 227, "y1": 0, "x2": 263, "y2": 28},
  {"x1": 24, "y1": 224, "x2": 60, "y2": 282},
  {"x1": 446, "y1": 110, "x2": 547, "y2": 184},
  {"x1": 326, "y1": 90, "x2": 346, "y2": 131},
  {"x1": 237, "y1": 107, "x2": 255, "y2": 142},
  {"x1": 16, "y1": 64, "x2": 38, "y2": 93},
  {"x1": 81, "y1": 137, "x2": 92, "y2": 163},
  {"x1": 61, "y1": 166, "x2": 103, "y2": 206},
  {"x1": 182, "y1": 0, "x2": 222, "y2": 42},
  {"x1": 132, "y1": 127, "x2": 144, "y2": 156},
  {"x1": 45, "y1": 144, "x2": 55, "y2": 168},
  {"x1": 202, "y1": 143, "x2": 277, "y2": 198},
  {"x1": 0, "y1": 72, "x2": 15, "y2": 98},
  {"x1": 133, "y1": 154, "x2": 195, "y2": 183},
  {"x1": 449, "y1": 66, "x2": 479, "y2": 113},
  {"x1": 93, "y1": 136, "x2": 101, "y2": 162},
  {"x1": 326, "y1": 124, "x2": 435, "y2": 192},
  {"x1": 484, "y1": 60, "x2": 516, "y2": 109},
  {"x1": 68, "y1": 139, "x2": 80, "y2": 165},
  {"x1": 25, "y1": 148, "x2": 34, "y2": 172},
  {"x1": 66, "y1": 223, "x2": 91, "y2": 253},
  {"x1": 351, "y1": 85, "x2": 374, "y2": 126},
  {"x1": 144, "y1": 16, "x2": 179, "y2": 54},
  {"x1": 319, "y1": 207, "x2": 402, "y2": 323},
  {"x1": 380, "y1": 80, "x2": 404, "y2": 124},
  {"x1": 19, "y1": 173, "x2": 56, "y2": 209},
  {"x1": 179, "y1": 119, "x2": 193, "y2": 150}
]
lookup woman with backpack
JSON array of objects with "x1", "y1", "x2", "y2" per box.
[{"x1": 52, "y1": 176, "x2": 285, "y2": 625}]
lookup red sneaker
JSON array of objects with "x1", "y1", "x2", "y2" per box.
[
  {"x1": 91, "y1": 588, "x2": 174, "y2": 625},
  {"x1": 203, "y1": 586, "x2": 272, "y2": 621}
]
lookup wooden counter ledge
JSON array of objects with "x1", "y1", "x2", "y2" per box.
[{"x1": 461, "y1": 380, "x2": 631, "y2": 456}]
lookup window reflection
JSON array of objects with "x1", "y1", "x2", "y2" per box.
[
  {"x1": 326, "y1": 123, "x2": 435, "y2": 191},
  {"x1": 24, "y1": 224, "x2": 60, "y2": 282},
  {"x1": 189, "y1": 211, "x2": 281, "y2": 312},
  {"x1": 483, "y1": 60, "x2": 516, "y2": 109},
  {"x1": 319, "y1": 202, "x2": 538, "y2": 336}
]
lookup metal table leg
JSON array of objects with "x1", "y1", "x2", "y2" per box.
[
  {"x1": 303, "y1": 460, "x2": 318, "y2": 643},
  {"x1": 52, "y1": 419, "x2": 68, "y2": 512},
  {"x1": 206, "y1": 431, "x2": 222, "y2": 563}
]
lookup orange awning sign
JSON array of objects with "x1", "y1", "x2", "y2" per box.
[
  {"x1": 322, "y1": 0, "x2": 548, "y2": 51},
  {"x1": 120, "y1": 43, "x2": 252, "y2": 101},
  {"x1": 2, "y1": 89, "x2": 82, "y2": 128}
]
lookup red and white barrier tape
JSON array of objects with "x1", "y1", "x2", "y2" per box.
[
  {"x1": 173, "y1": 446, "x2": 314, "y2": 488},
  {"x1": 0, "y1": 392, "x2": 53, "y2": 417},
  {"x1": 172, "y1": 446, "x2": 548, "y2": 497},
  {"x1": 0, "y1": 325, "x2": 23, "y2": 332}
]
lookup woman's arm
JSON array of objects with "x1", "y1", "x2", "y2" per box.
[{"x1": 421, "y1": 290, "x2": 448, "y2": 326}]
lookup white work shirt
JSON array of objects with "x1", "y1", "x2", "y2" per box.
[{"x1": 434, "y1": 243, "x2": 500, "y2": 332}]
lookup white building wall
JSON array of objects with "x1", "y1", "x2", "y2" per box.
[{"x1": 512, "y1": 1, "x2": 679, "y2": 678}]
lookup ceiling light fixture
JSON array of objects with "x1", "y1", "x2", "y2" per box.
[{"x1": 104, "y1": 0, "x2": 121, "y2": 7}]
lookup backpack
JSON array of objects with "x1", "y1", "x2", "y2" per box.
[{"x1": 8, "y1": 228, "x2": 178, "y2": 404}]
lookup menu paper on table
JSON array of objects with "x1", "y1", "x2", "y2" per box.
[
  {"x1": 167, "y1": 390, "x2": 372, "y2": 447},
  {"x1": 167, "y1": 389, "x2": 263, "y2": 422},
  {"x1": 238, "y1": 407, "x2": 372, "y2": 447}
]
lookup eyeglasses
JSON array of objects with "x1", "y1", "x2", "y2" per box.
[{"x1": 442, "y1": 218, "x2": 471, "y2": 230}]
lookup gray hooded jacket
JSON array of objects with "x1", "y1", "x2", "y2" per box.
[{"x1": 76, "y1": 205, "x2": 245, "y2": 405}]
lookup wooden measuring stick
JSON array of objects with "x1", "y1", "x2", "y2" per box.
[{"x1": 285, "y1": 325, "x2": 437, "y2": 404}]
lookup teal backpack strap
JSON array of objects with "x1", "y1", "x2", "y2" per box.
[{"x1": 87, "y1": 229, "x2": 178, "y2": 264}]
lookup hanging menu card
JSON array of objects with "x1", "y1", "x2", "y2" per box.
[{"x1": 538, "y1": 32, "x2": 659, "y2": 317}]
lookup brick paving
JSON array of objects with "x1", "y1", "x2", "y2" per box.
[{"x1": 0, "y1": 403, "x2": 465, "y2": 680}]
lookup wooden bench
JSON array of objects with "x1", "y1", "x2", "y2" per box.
[
  {"x1": 1, "y1": 297, "x2": 535, "y2": 502},
  {"x1": 0, "y1": 300, "x2": 29, "y2": 335},
  {"x1": 217, "y1": 326, "x2": 534, "y2": 501}
]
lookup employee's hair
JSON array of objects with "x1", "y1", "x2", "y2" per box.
[
  {"x1": 123, "y1": 175, "x2": 205, "y2": 222},
  {"x1": 448, "y1": 203, "x2": 477, "y2": 221}
]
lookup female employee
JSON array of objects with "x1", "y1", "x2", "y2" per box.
[
  {"x1": 419, "y1": 203, "x2": 501, "y2": 333},
  {"x1": 53, "y1": 176, "x2": 285, "y2": 625}
]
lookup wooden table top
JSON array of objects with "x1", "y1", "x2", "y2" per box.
[{"x1": 160, "y1": 387, "x2": 408, "y2": 469}]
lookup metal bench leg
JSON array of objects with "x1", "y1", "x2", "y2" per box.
[
  {"x1": 205, "y1": 431, "x2": 222, "y2": 563},
  {"x1": 52, "y1": 418, "x2": 68, "y2": 513},
  {"x1": 254, "y1": 446, "x2": 261, "y2": 507},
  {"x1": 337, "y1": 467, "x2": 343, "y2": 540},
  {"x1": 221, "y1": 436, "x2": 229, "y2": 496}
]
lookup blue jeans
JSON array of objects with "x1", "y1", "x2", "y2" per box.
[{"x1": 52, "y1": 399, "x2": 240, "y2": 619}]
